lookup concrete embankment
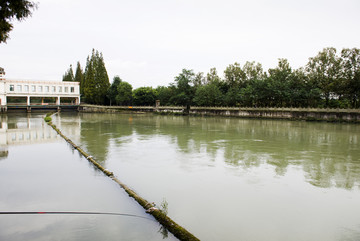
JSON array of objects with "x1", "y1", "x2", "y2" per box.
[
  {"x1": 45, "y1": 113, "x2": 199, "y2": 241},
  {"x1": 79, "y1": 104, "x2": 360, "y2": 122}
]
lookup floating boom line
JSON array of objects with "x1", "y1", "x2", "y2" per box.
[{"x1": 0, "y1": 211, "x2": 152, "y2": 220}]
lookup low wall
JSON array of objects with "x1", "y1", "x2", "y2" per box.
[
  {"x1": 187, "y1": 107, "x2": 360, "y2": 122},
  {"x1": 79, "y1": 105, "x2": 360, "y2": 122},
  {"x1": 79, "y1": 104, "x2": 183, "y2": 113}
]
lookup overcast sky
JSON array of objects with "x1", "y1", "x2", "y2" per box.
[{"x1": 1, "y1": 0, "x2": 359, "y2": 88}]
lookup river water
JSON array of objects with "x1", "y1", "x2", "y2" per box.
[
  {"x1": 1, "y1": 112, "x2": 360, "y2": 240},
  {"x1": 0, "y1": 113, "x2": 176, "y2": 241}
]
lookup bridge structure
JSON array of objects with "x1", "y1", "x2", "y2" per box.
[{"x1": 0, "y1": 68, "x2": 80, "y2": 112}]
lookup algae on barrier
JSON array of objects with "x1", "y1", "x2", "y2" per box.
[{"x1": 44, "y1": 116, "x2": 52, "y2": 122}]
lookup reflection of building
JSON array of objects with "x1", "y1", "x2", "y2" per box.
[
  {"x1": 0, "y1": 114, "x2": 81, "y2": 148},
  {"x1": 0, "y1": 69, "x2": 80, "y2": 112},
  {"x1": 0, "y1": 115, "x2": 59, "y2": 148}
]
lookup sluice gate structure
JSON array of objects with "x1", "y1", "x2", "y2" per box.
[{"x1": 0, "y1": 69, "x2": 80, "y2": 112}]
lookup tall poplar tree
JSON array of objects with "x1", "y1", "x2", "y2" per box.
[
  {"x1": 74, "y1": 61, "x2": 84, "y2": 94},
  {"x1": 62, "y1": 65, "x2": 74, "y2": 81},
  {"x1": 83, "y1": 49, "x2": 110, "y2": 104}
]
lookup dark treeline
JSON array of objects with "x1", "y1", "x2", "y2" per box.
[
  {"x1": 63, "y1": 47, "x2": 360, "y2": 108},
  {"x1": 63, "y1": 49, "x2": 110, "y2": 105}
]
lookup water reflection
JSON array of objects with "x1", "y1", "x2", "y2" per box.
[
  {"x1": 0, "y1": 114, "x2": 59, "y2": 146},
  {"x1": 59, "y1": 113, "x2": 360, "y2": 190},
  {"x1": 0, "y1": 113, "x2": 177, "y2": 241},
  {"x1": 0, "y1": 113, "x2": 81, "y2": 161}
]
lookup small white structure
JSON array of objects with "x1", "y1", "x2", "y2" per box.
[{"x1": 0, "y1": 68, "x2": 80, "y2": 107}]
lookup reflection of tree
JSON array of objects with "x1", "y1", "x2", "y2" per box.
[
  {"x1": 151, "y1": 116, "x2": 360, "y2": 190},
  {"x1": 0, "y1": 150, "x2": 9, "y2": 160},
  {"x1": 78, "y1": 114, "x2": 111, "y2": 163},
  {"x1": 70, "y1": 113, "x2": 360, "y2": 190},
  {"x1": 303, "y1": 155, "x2": 360, "y2": 189},
  {"x1": 76, "y1": 113, "x2": 137, "y2": 163}
]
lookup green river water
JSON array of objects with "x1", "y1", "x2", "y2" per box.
[{"x1": 1, "y1": 112, "x2": 360, "y2": 240}]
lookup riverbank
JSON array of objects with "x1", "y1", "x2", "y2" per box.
[{"x1": 79, "y1": 104, "x2": 360, "y2": 123}]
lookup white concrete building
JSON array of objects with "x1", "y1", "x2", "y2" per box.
[{"x1": 0, "y1": 68, "x2": 80, "y2": 106}]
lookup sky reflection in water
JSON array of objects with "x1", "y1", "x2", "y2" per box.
[
  {"x1": 55, "y1": 112, "x2": 360, "y2": 241},
  {"x1": 0, "y1": 113, "x2": 176, "y2": 241}
]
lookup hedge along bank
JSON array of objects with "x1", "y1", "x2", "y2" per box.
[{"x1": 45, "y1": 112, "x2": 200, "y2": 241}]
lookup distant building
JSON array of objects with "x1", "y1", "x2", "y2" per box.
[{"x1": 0, "y1": 68, "x2": 80, "y2": 107}]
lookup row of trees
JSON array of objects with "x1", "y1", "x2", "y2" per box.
[
  {"x1": 63, "y1": 47, "x2": 360, "y2": 108},
  {"x1": 63, "y1": 49, "x2": 110, "y2": 105}
]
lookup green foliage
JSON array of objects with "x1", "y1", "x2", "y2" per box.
[
  {"x1": 156, "y1": 86, "x2": 175, "y2": 106},
  {"x1": 116, "y1": 81, "x2": 132, "y2": 106},
  {"x1": 0, "y1": 0, "x2": 37, "y2": 43},
  {"x1": 160, "y1": 198, "x2": 168, "y2": 216},
  {"x1": 44, "y1": 116, "x2": 52, "y2": 122},
  {"x1": 224, "y1": 62, "x2": 246, "y2": 88},
  {"x1": 102, "y1": 46, "x2": 360, "y2": 109},
  {"x1": 132, "y1": 87, "x2": 157, "y2": 106},
  {"x1": 193, "y1": 82, "x2": 224, "y2": 106},
  {"x1": 62, "y1": 65, "x2": 74, "y2": 82},
  {"x1": 83, "y1": 49, "x2": 110, "y2": 105},
  {"x1": 305, "y1": 47, "x2": 342, "y2": 107},
  {"x1": 170, "y1": 69, "x2": 196, "y2": 108},
  {"x1": 107, "y1": 76, "x2": 121, "y2": 105},
  {"x1": 74, "y1": 62, "x2": 84, "y2": 95},
  {"x1": 267, "y1": 59, "x2": 293, "y2": 107},
  {"x1": 341, "y1": 48, "x2": 360, "y2": 108}
]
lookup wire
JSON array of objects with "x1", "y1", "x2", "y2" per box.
[{"x1": 0, "y1": 211, "x2": 154, "y2": 221}]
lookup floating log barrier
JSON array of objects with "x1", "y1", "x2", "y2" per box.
[{"x1": 45, "y1": 113, "x2": 199, "y2": 241}]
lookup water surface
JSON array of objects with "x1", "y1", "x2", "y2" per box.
[
  {"x1": 0, "y1": 113, "x2": 175, "y2": 241},
  {"x1": 55, "y1": 112, "x2": 360, "y2": 241}
]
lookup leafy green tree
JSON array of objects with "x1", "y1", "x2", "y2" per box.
[
  {"x1": 238, "y1": 62, "x2": 267, "y2": 107},
  {"x1": 306, "y1": 47, "x2": 342, "y2": 107},
  {"x1": 240, "y1": 78, "x2": 270, "y2": 107},
  {"x1": 0, "y1": 0, "x2": 37, "y2": 43},
  {"x1": 341, "y1": 48, "x2": 360, "y2": 108},
  {"x1": 287, "y1": 68, "x2": 311, "y2": 107},
  {"x1": 62, "y1": 65, "x2": 74, "y2": 82},
  {"x1": 206, "y1": 68, "x2": 221, "y2": 84},
  {"x1": 193, "y1": 72, "x2": 205, "y2": 87},
  {"x1": 242, "y1": 61, "x2": 265, "y2": 82},
  {"x1": 224, "y1": 62, "x2": 246, "y2": 88},
  {"x1": 193, "y1": 82, "x2": 224, "y2": 106},
  {"x1": 107, "y1": 76, "x2": 122, "y2": 105},
  {"x1": 116, "y1": 81, "x2": 132, "y2": 105},
  {"x1": 223, "y1": 62, "x2": 266, "y2": 106},
  {"x1": 267, "y1": 59, "x2": 292, "y2": 107},
  {"x1": 224, "y1": 86, "x2": 242, "y2": 106},
  {"x1": 206, "y1": 68, "x2": 228, "y2": 97},
  {"x1": 156, "y1": 86, "x2": 175, "y2": 106},
  {"x1": 83, "y1": 49, "x2": 110, "y2": 105},
  {"x1": 133, "y1": 87, "x2": 157, "y2": 106},
  {"x1": 170, "y1": 69, "x2": 196, "y2": 110}
]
